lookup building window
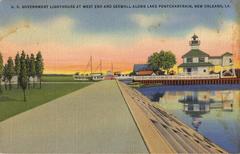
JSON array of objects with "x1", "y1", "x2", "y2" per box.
[
  {"x1": 186, "y1": 58, "x2": 193, "y2": 63},
  {"x1": 188, "y1": 104, "x2": 194, "y2": 111},
  {"x1": 187, "y1": 68, "x2": 192, "y2": 73},
  {"x1": 200, "y1": 104, "x2": 206, "y2": 111},
  {"x1": 199, "y1": 57, "x2": 205, "y2": 63}
]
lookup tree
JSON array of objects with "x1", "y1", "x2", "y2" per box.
[
  {"x1": 3, "y1": 64, "x2": 8, "y2": 90},
  {"x1": 0, "y1": 53, "x2": 3, "y2": 93},
  {"x1": 129, "y1": 71, "x2": 136, "y2": 76},
  {"x1": 159, "y1": 51, "x2": 176, "y2": 74},
  {"x1": 30, "y1": 54, "x2": 36, "y2": 88},
  {"x1": 148, "y1": 52, "x2": 161, "y2": 71},
  {"x1": 148, "y1": 50, "x2": 176, "y2": 74},
  {"x1": 6, "y1": 57, "x2": 15, "y2": 90},
  {"x1": 35, "y1": 52, "x2": 44, "y2": 88},
  {"x1": 26, "y1": 55, "x2": 31, "y2": 89},
  {"x1": 15, "y1": 52, "x2": 21, "y2": 88},
  {"x1": 19, "y1": 51, "x2": 28, "y2": 102}
]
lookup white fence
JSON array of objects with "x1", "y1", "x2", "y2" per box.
[
  {"x1": 115, "y1": 76, "x2": 133, "y2": 80},
  {"x1": 133, "y1": 74, "x2": 220, "y2": 81}
]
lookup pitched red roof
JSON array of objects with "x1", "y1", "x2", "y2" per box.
[{"x1": 137, "y1": 70, "x2": 154, "y2": 76}]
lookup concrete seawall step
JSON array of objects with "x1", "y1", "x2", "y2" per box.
[{"x1": 117, "y1": 80, "x2": 228, "y2": 153}]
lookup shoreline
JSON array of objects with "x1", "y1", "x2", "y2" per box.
[
  {"x1": 117, "y1": 80, "x2": 228, "y2": 153},
  {"x1": 137, "y1": 83, "x2": 240, "y2": 91}
]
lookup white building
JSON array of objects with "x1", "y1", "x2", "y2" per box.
[{"x1": 179, "y1": 34, "x2": 234, "y2": 76}]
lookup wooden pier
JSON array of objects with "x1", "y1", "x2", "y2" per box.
[{"x1": 134, "y1": 77, "x2": 240, "y2": 85}]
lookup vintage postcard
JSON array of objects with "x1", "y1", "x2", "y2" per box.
[{"x1": 0, "y1": 0, "x2": 239, "y2": 153}]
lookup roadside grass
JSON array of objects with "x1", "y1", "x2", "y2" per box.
[{"x1": 0, "y1": 83, "x2": 91, "y2": 122}]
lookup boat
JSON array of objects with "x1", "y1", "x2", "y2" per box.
[
  {"x1": 91, "y1": 73, "x2": 104, "y2": 81},
  {"x1": 73, "y1": 74, "x2": 90, "y2": 81}
]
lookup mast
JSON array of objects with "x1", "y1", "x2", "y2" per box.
[
  {"x1": 100, "y1": 60, "x2": 102, "y2": 73},
  {"x1": 90, "y1": 56, "x2": 93, "y2": 74},
  {"x1": 111, "y1": 63, "x2": 113, "y2": 73}
]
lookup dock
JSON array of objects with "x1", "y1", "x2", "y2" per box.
[{"x1": 0, "y1": 80, "x2": 228, "y2": 153}]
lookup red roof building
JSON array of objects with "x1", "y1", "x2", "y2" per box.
[{"x1": 137, "y1": 70, "x2": 155, "y2": 76}]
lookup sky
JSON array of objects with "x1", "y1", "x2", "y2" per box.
[{"x1": 0, "y1": 0, "x2": 239, "y2": 74}]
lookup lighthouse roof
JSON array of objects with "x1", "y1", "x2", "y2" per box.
[
  {"x1": 221, "y1": 52, "x2": 232, "y2": 56},
  {"x1": 182, "y1": 49, "x2": 209, "y2": 58},
  {"x1": 192, "y1": 34, "x2": 198, "y2": 40}
]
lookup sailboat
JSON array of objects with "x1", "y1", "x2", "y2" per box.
[{"x1": 91, "y1": 58, "x2": 104, "y2": 81}]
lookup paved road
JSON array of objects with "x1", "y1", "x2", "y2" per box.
[{"x1": 0, "y1": 81, "x2": 148, "y2": 153}]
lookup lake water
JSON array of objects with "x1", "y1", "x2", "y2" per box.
[{"x1": 138, "y1": 84, "x2": 240, "y2": 153}]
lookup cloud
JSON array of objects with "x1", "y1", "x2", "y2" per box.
[
  {"x1": 19, "y1": 16, "x2": 75, "y2": 44},
  {"x1": 2, "y1": 15, "x2": 135, "y2": 47},
  {"x1": 130, "y1": 14, "x2": 168, "y2": 30},
  {"x1": 0, "y1": 21, "x2": 30, "y2": 41},
  {"x1": 183, "y1": 21, "x2": 239, "y2": 67},
  {"x1": 0, "y1": 15, "x2": 237, "y2": 73},
  {"x1": 232, "y1": 0, "x2": 240, "y2": 66}
]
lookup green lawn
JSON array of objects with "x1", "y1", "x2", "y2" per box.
[
  {"x1": 42, "y1": 75, "x2": 77, "y2": 82},
  {"x1": 0, "y1": 83, "x2": 91, "y2": 122},
  {"x1": 42, "y1": 75, "x2": 99, "y2": 83}
]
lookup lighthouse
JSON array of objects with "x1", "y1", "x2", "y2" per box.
[
  {"x1": 189, "y1": 34, "x2": 201, "y2": 49},
  {"x1": 179, "y1": 34, "x2": 235, "y2": 76}
]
